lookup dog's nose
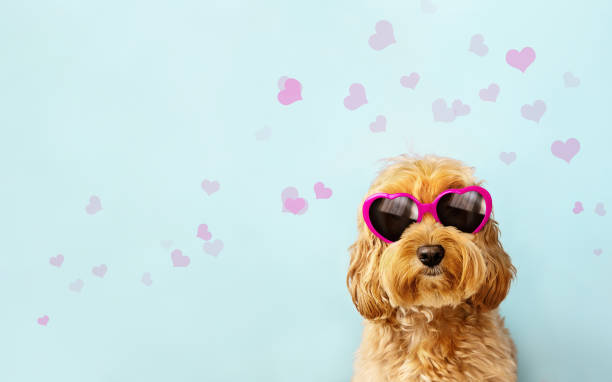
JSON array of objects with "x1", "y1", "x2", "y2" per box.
[{"x1": 417, "y1": 245, "x2": 445, "y2": 267}]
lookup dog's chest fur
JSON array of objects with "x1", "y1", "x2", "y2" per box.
[{"x1": 352, "y1": 305, "x2": 517, "y2": 382}]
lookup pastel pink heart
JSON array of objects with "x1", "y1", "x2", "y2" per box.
[
  {"x1": 171, "y1": 249, "x2": 190, "y2": 267},
  {"x1": 281, "y1": 187, "x2": 300, "y2": 212},
  {"x1": 595, "y1": 203, "x2": 606, "y2": 216},
  {"x1": 469, "y1": 34, "x2": 488, "y2": 56},
  {"x1": 572, "y1": 201, "x2": 583, "y2": 214},
  {"x1": 85, "y1": 196, "x2": 102, "y2": 215},
  {"x1": 369, "y1": 115, "x2": 386, "y2": 133},
  {"x1": 203, "y1": 239, "x2": 224, "y2": 257},
  {"x1": 506, "y1": 47, "x2": 536, "y2": 73},
  {"x1": 277, "y1": 76, "x2": 289, "y2": 90},
  {"x1": 69, "y1": 279, "x2": 84, "y2": 292},
  {"x1": 564, "y1": 72, "x2": 580, "y2": 88},
  {"x1": 400, "y1": 73, "x2": 420, "y2": 89},
  {"x1": 421, "y1": 0, "x2": 437, "y2": 13},
  {"x1": 344, "y1": 83, "x2": 368, "y2": 110},
  {"x1": 201, "y1": 179, "x2": 220, "y2": 195},
  {"x1": 521, "y1": 100, "x2": 546, "y2": 123},
  {"x1": 368, "y1": 20, "x2": 396, "y2": 51},
  {"x1": 285, "y1": 197, "x2": 307, "y2": 215},
  {"x1": 432, "y1": 99, "x2": 456, "y2": 122},
  {"x1": 479, "y1": 83, "x2": 500, "y2": 102},
  {"x1": 314, "y1": 182, "x2": 332, "y2": 199},
  {"x1": 49, "y1": 254, "x2": 64, "y2": 267},
  {"x1": 141, "y1": 272, "x2": 153, "y2": 286},
  {"x1": 594, "y1": 249, "x2": 603, "y2": 256},
  {"x1": 92, "y1": 264, "x2": 107, "y2": 278},
  {"x1": 452, "y1": 100, "x2": 470, "y2": 116},
  {"x1": 277, "y1": 78, "x2": 303, "y2": 105},
  {"x1": 255, "y1": 126, "x2": 271, "y2": 141},
  {"x1": 551, "y1": 138, "x2": 580, "y2": 163},
  {"x1": 37, "y1": 315, "x2": 49, "y2": 326},
  {"x1": 197, "y1": 224, "x2": 212, "y2": 241},
  {"x1": 499, "y1": 152, "x2": 516, "y2": 165}
]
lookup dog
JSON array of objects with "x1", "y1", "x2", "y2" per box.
[{"x1": 347, "y1": 154, "x2": 517, "y2": 381}]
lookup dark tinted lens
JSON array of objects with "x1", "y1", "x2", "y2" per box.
[
  {"x1": 436, "y1": 191, "x2": 486, "y2": 233},
  {"x1": 369, "y1": 197, "x2": 419, "y2": 242}
]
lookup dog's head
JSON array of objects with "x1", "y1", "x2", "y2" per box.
[{"x1": 347, "y1": 155, "x2": 515, "y2": 320}]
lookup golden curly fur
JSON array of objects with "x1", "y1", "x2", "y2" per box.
[{"x1": 347, "y1": 154, "x2": 517, "y2": 381}]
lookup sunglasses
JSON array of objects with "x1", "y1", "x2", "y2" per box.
[{"x1": 362, "y1": 186, "x2": 492, "y2": 243}]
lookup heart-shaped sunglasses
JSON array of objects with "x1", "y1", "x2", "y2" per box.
[{"x1": 363, "y1": 186, "x2": 492, "y2": 243}]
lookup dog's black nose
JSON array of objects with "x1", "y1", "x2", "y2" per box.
[{"x1": 417, "y1": 245, "x2": 445, "y2": 267}]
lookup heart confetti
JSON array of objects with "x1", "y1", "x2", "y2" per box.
[
  {"x1": 369, "y1": 115, "x2": 386, "y2": 133},
  {"x1": 203, "y1": 239, "x2": 224, "y2": 257},
  {"x1": 344, "y1": 83, "x2": 368, "y2": 110},
  {"x1": 572, "y1": 202, "x2": 584, "y2": 214},
  {"x1": 37, "y1": 315, "x2": 49, "y2": 326},
  {"x1": 551, "y1": 138, "x2": 580, "y2": 163},
  {"x1": 368, "y1": 20, "x2": 396, "y2": 51},
  {"x1": 506, "y1": 47, "x2": 536, "y2": 72},
  {"x1": 85, "y1": 196, "x2": 102, "y2": 215},
  {"x1": 92, "y1": 264, "x2": 107, "y2": 278},
  {"x1": 314, "y1": 182, "x2": 333, "y2": 199},
  {"x1": 49, "y1": 254, "x2": 64, "y2": 267},
  {"x1": 201, "y1": 180, "x2": 220, "y2": 195},
  {"x1": 171, "y1": 249, "x2": 190, "y2": 267},
  {"x1": 277, "y1": 78, "x2": 303, "y2": 105},
  {"x1": 499, "y1": 152, "x2": 516, "y2": 165}
]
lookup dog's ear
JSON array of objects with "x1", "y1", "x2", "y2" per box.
[
  {"x1": 470, "y1": 218, "x2": 516, "y2": 312},
  {"x1": 346, "y1": 225, "x2": 393, "y2": 320}
]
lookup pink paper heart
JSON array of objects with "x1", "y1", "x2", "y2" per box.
[
  {"x1": 49, "y1": 254, "x2": 64, "y2": 267},
  {"x1": 421, "y1": 0, "x2": 437, "y2": 13},
  {"x1": 92, "y1": 264, "x2": 107, "y2": 278},
  {"x1": 85, "y1": 196, "x2": 102, "y2": 215},
  {"x1": 203, "y1": 239, "x2": 224, "y2": 257},
  {"x1": 171, "y1": 249, "x2": 190, "y2": 267},
  {"x1": 432, "y1": 99, "x2": 456, "y2": 122},
  {"x1": 564, "y1": 72, "x2": 580, "y2": 88},
  {"x1": 255, "y1": 126, "x2": 271, "y2": 141},
  {"x1": 521, "y1": 100, "x2": 546, "y2": 123},
  {"x1": 572, "y1": 201, "x2": 583, "y2": 214},
  {"x1": 141, "y1": 272, "x2": 153, "y2": 286},
  {"x1": 37, "y1": 315, "x2": 49, "y2": 326},
  {"x1": 499, "y1": 152, "x2": 516, "y2": 165},
  {"x1": 197, "y1": 224, "x2": 212, "y2": 241},
  {"x1": 595, "y1": 203, "x2": 606, "y2": 216},
  {"x1": 506, "y1": 47, "x2": 536, "y2": 72},
  {"x1": 281, "y1": 187, "x2": 300, "y2": 212},
  {"x1": 551, "y1": 138, "x2": 580, "y2": 163},
  {"x1": 277, "y1": 78, "x2": 303, "y2": 105},
  {"x1": 69, "y1": 279, "x2": 84, "y2": 292},
  {"x1": 369, "y1": 115, "x2": 387, "y2": 133},
  {"x1": 314, "y1": 182, "x2": 333, "y2": 199},
  {"x1": 469, "y1": 34, "x2": 488, "y2": 56},
  {"x1": 285, "y1": 198, "x2": 307, "y2": 215},
  {"x1": 400, "y1": 73, "x2": 420, "y2": 89},
  {"x1": 277, "y1": 76, "x2": 289, "y2": 90},
  {"x1": 343, "y1": 83, "x2": 368, "y2": 110},
  {"x1": 594, "y1": 248, "x2": 603, "y2": 256},
  {"x1": 368, "y1": 20, "x2": 395, "y2": 51},
  {"x1": 452, "y1": 99, "x2": 471, "y2": 116},
  {"x1": 201, "y1": 179, "x2": 220, "y2": 195},
  {"x1": 479, "y1": 83, "x2": 500, "y2": 102}
]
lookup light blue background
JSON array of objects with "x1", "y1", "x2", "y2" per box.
[{"x1": 1, "y1": 1, "x2": 611, "y2": 381}]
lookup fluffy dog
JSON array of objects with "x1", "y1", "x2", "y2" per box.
[{"x1": 347, "y1": 154, "x2": 517, "y2": 381}]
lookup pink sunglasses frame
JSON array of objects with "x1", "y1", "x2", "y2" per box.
[{"x1": 362, "y1": 185, "x2": 493, "y2": 243}]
